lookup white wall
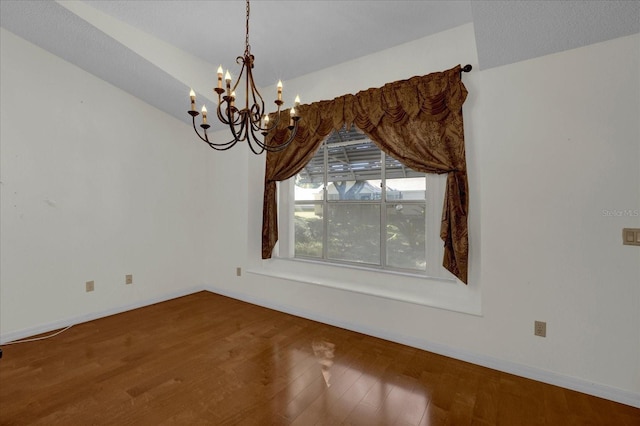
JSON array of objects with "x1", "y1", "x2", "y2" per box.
[
  {"x1": 205, "y1": 24, "x2": 640, "y2": 406},
  {"x1": 0, "y1": 28, "x2": 209, "y2": 340},
  {"x1": 2, "y1": 21, "x2": 638, "y2": 407}
]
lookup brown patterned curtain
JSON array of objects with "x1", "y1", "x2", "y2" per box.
[{"x1": 262, "y1": 65, "x2": 469, "y2": 283}]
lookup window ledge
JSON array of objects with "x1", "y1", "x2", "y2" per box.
[{"x1": 247, "y1": 257, "x2": 482, "y2": 316}]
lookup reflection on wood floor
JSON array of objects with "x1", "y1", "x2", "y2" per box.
[{"x1": 1, "y1": 291, "x2": 638, "y2": 425}]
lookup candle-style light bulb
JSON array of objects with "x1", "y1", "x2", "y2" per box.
[
  {"x1": 294, "y1": 95, "x2": 300, "y2": 107},
  {"x1": 217, "y1": 65, "x2": 223, "y2": 89},
  {"x1": 201, "y1": 105, "x2": 208, "y2": 124},
  {"x1": 230, "y1": 91, "x2": 236, "y2": 107},
  {"x1": 189, "y1": 89, "x2": 196, "y2": 111},
  {"x1": 225, "y1": 70, "x2": 232, "y2": 96},
  {"x1": 277, "y1": 80, "x2": 283, "y2": 101},
  {"x1": 289, "y1": 107, "x2": 295, "y2": 126}
]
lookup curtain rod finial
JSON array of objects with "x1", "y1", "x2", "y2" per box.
[{"x1": 461, "y1": 64, "x2": 472, "y2": 73}]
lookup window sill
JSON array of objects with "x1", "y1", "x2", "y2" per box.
[{"x1": 248, "y1": 257, "x2": 482, "y2": 316}]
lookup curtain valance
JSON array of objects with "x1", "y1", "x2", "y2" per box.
[{"x1": 262, "y1": 65, "x2": 469, "y2": 283}]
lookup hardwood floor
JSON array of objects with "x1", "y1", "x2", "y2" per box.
[{"x1": 0, "y1": 291, "x2": 638, "y2": 425}]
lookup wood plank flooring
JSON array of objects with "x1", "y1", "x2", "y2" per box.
[{"x1": 0, "y1": 291, "x2": 638, "y2": 425}]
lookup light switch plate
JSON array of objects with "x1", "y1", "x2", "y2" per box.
[{"x1": 623, "y1": 228, "x2": 640, "y2": 246}]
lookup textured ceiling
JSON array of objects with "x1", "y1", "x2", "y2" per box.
[
  {"x1": 472, "y1": 1, "x2": 640, "y2": 70},
  {"x1": 1, "y1": 0, "x2": 638, "y2": 127},
  {"x1": 84, "y1": 0, "x2": 474, "y2": 86}
]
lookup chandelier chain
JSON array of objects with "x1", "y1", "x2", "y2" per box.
[{"x1": 245, "y1": 0, "x2": 251, "y2": 55}]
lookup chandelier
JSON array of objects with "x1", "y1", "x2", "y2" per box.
[{"x1": 187, "y1": 0, "x2": 300, "y2": 154}]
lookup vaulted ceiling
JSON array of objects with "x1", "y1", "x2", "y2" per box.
[{"x1": 1, "y1": 1, "x2": 638, "y2": 127}]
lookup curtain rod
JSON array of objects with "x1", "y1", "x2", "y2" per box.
[{"x1": 461, "y1": 64, "x2": 472, "y2": 73}]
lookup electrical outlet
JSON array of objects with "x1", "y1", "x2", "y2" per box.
[
  {"x1": 622, "y1": 228, "x2": 640, "y2": 246},
  {"x1": 86, "y1": 280, "x2": 95, "y2": 292},
  {"x1": 534, "y1": 321, "x2": 546, "y2": 337},
  {"x1": 236, "y1": 267, "x2": 242, "y2": 277},
  {"x1": 125, "y1": 274, "x2": 133, "y2": 285}
]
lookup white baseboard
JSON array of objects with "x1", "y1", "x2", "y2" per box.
[
  {"x1": 0, "y1": 286, "x2": 204, "y2": 345},
  {"x1": 204, "y1": 284, "x2": 640, "y2": 409}
]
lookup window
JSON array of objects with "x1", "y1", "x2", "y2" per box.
[{"x1": 279, "y1": 126, "x2": 449, "y2": 278}]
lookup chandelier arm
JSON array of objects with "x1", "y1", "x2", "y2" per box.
[
  {"x1": 191, "y1": 116, "x2": 211, "y2": 144},
  {"x1": 245, "y1": 61, "x2": 266, "y2": 123},
  {"x1": 191, "y1": 116, "x2": 238, "y2": 149},
  {"x1": 207, "y1": 138, "x2": 239, "y2": 151},
  {"x1": 252, "y1": 120, "x2": 299, "y2": 153},
  {"x1": 231, "y1": 56, "x2": 247, "y2": 97},
  {"x1": 244, "y1": 115, "x2": 265, "y2": 149},
  {"x1": 247, "y1": 135, "x2": 266, "y2": 155},
  {"x1": 250, "y1": 93, "x2": 266, "y2": 129},
  {"x1": 216, "y1": 96, "x2": 232, "y2": 125},
  {"x1": 274, "y1": 121, "x2": 300, "y2": 152},
  {"x1": 260, "y1": 109, "x2": 284, "y2": 133},
  {"x1": 267, "y1": 135, "x2": 297, "y2": 152},
  {"x1": 226, "y1": 109, "x2": 246, "y2": 142},
  {"x1": 248, "y1": 122, "x2": 267, "y2": 150},
  {"x1": 245, "y1": 58, "x2": 250, "y2": 113},
  {"x1": 215, "y1": 98, "x2": 241, "y2": 127},
  {"x1": 216, "y1": 102, "x2": 231, "y2": 125},
  {"x1": 249, "y1": 103, "x2": 266, "y2": 131}
]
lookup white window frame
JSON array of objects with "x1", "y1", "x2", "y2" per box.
[{"x1": 276, "y1": 137, "x2": 452, "y2": 281}]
